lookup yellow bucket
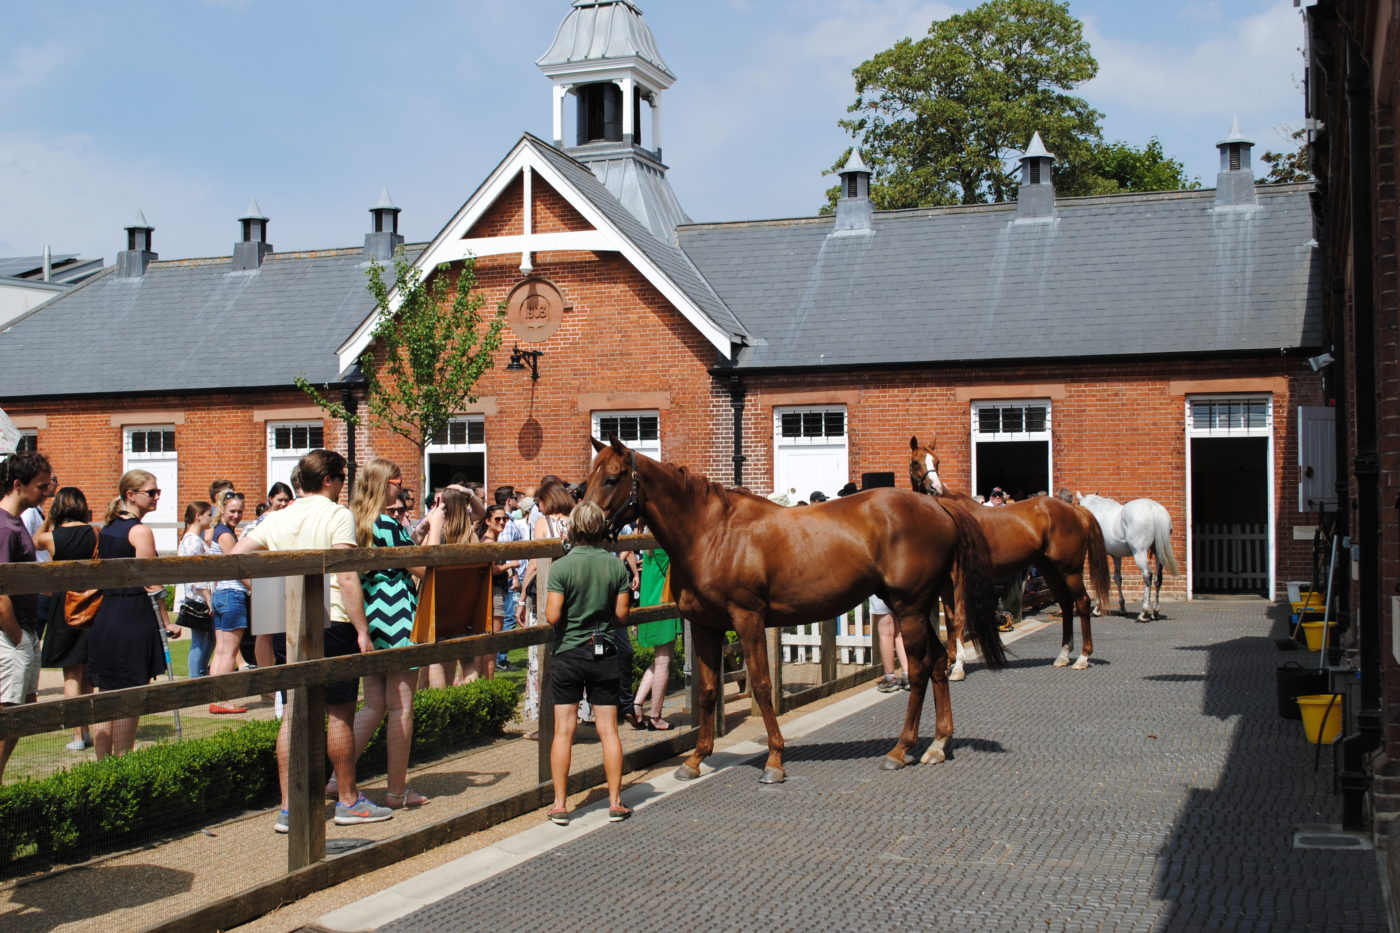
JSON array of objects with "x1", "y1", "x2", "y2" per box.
[
  {"x1": 1300, "y1": 620, "x2": 1336, "y2": 652},
  {"x1": 1290, "y1": 592, "x2": 1325, "y2": 615},
  {"x1": 1296, "y1": 694, "x2": 1342, "y2": 744}
]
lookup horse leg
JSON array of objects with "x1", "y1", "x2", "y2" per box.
[
  {"x1": 1042, "y1": 566, "x2": 1076, "y2": 668},
  {"x1": 942, "y1": 591, "x2": 966, "y2": 681},
  {"x1": 1135, "y1": 551, "x2": 1153, "y2": 622},
  {"x1": 882, "y1": 611, "x2": 936, "y2": 768},
  {"x1": 915, "y1": 613, "x2": 955, "y2": 765},
  {"x1": 732, "y1": 611, "x2": 786, "y2": 784},
  {"x1": 674, "y1": 626, "x2": 723, "y2": 781},
  {"x1": 1062, "y1": 569, "x2": 1094, "y2": 670},
  {"x1": 1112, "y1": 556, "x2": 1126, "y2": 616},
  {"x1": 1152, "y1": 558, "x2": 1164, "y2": 620}
]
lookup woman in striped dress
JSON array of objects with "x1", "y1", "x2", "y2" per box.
[{"x1": 347, "y1": 458, "x2": 436, "y2": 808}]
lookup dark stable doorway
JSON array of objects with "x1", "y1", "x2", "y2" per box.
[{"x1": 974, "y1": 440, "x2": 1049, "y2": 501}]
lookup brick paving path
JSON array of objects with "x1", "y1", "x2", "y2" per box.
[{"x1": 380, "y1": 602, "x2": 1387, "y2": 932}]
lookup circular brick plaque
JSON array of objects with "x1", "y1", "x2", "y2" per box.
[{"x1": 506, "y1": 278, "x2": 565, "y2": 344}]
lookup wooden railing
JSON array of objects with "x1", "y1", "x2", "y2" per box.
[{"x1": 0, "y1": 534, "x2": 882, "y2": 932}]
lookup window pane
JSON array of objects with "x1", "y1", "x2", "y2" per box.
[
  {"x1": 780, "y1": 413, "x2": 801, "y2": 438},
  {"x1": 824, "y1": 411, "x2": 845, "y2": 438},
  {"x1": 274, "y1": 427, "x2": 291, "y2": 449},
  {"x1": 16, "y1": 432, "x2": 36, "y2": 453},
  {"x1": 599, "y1": 417, "x2": 619, "y2": 439},
  {"x1": 1025, "y1": 407, "x2": 1047, "y2": 433},
  {"x1": 131, "y1": 431, "x2": 147, "y2": 453},
  {"x1": 162, "y1": 431, "x2": 176, "y2": 452},
  {"x1": 979, "y1": 409, "x2": 1000, "y2": 434},
  {"x1": 431, "y1": 426, "x2": 447, "y2": 445},
  {"x1": 802, "y1": 412, "x2": 823, "y2": 437},
  {"x1": 1002, "y1": 407, "x2": 1024, "y2": 433},
  {"x1": 448, "y1": 421, "x2": 466, "y2": 445},
  {"x1": 639, "y1": 417, "x2": 658, "y2": 442},
  {"x1": 467, "y1": 421, "x2": 484, "y2": 445},
  {"x1": 310, "y1": 426, "x2": 324, "y2": 448}
]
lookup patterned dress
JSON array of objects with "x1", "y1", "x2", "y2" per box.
[{"x1": 361, "y1": 515, "x2": 417, "y2": 650}]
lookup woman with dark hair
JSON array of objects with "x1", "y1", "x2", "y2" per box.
[
  {"x1": 176, "y1": 501, "x2": 214, "y2": 678},
  {"x1": 34, "y1": 487, "x2": 98, "y2": 751},
  {"x1": 544, "y1": 501, "x2": 632, "y2": 824},
  {"x1": 86, "y1": 471, "x2": 179, "y2": 759}
]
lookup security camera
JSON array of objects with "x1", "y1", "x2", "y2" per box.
[{"x1": 1308, "y1": 352, "x2": 1334, "y2": 372}]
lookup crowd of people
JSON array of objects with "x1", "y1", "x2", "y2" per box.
[{"x1": 0, "y1": 447, "x2": 683, "y2": 826}]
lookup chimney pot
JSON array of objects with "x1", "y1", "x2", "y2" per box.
[
  {"x1": 117, "y1": 209, "x2": 157, "y2": 277},
  {"x1": 366, "y1": 188, "x2": 405, "y2": 261},
  {"x1": 833, "y1": 148, "x2": 873, "y2": 235},
  {"x1": 232, "y1": 199, "x2": 273, "y2": 270},
  {"x1": 1015, "y1": 132, "x2": 1055, "y2": 221},
  {"x1": 1214, "y1": 117, "x2": 1257, "y2": 208}
]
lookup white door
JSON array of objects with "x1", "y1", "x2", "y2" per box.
[
  {"x1": 267, "y1": 421, "x2": 325, "y2": 493},
  {"x1": 124, "y1": 426, "x2": 178, "y2": 552},
  {"x1": 773, "y1": 407, "x2": 847, "y2": 501},
  {"x1": 1297, "y1": 406, "x2": 1337, "y2": 513}
]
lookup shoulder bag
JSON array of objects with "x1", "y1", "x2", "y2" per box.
[{"x1": 64, "y1": 525, "x2": 103, "y2": 629}]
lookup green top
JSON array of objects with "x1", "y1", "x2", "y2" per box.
[
  {"x1": 637, "y1": 548, "x2": 681, "y2": 647},
  {"x1": 547, "y1": 545, "x2": 632, "y2": 654}
]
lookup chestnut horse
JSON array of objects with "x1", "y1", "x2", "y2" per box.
[
  {"x1": 909, "y1": 436, "x2": 1111, "y2": 673},
  {"x1": 583, "y1": 437, "x2": 1006, "y2": 783}
]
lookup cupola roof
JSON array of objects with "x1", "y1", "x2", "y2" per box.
[{"x1": 537, "y1": 0, "x2": 674, "y2": 80}]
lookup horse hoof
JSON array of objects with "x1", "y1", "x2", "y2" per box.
[
  {"x1": 1071, "y1": 657, "x2": 1090, "y2": 670},
  {"x1": 1052, "y1": 656, "x2": 1069, "y2": 668},
  {"x1": 673, "y1": 764, "x2": 701, "y2": 782},
  {"x1": 880, "y1": 755, "x2": 905, "y2": 771},
  {"x1": 919, "y1": 747, "x2": 946, "y2": 765},
  {"x1": 948, "y1": 668, "x2": 965, "y2": 682},
  {"x1": 758, "y1": 767, "x2": 786, "y2": 784},
  {"x1": 1136, "y1": 614, "x2": 1151, "y2": 623}
]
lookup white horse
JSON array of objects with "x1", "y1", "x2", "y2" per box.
[{"x1": 1074, "y1": 493, "x2": 1179, "y2": 622}]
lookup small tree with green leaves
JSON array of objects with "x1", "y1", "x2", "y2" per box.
[
  {"x1": 297, "y1": 252, "x2": 507, "y2": 491},
  {"x1": 1260, "y1": 128, "x2": 1310, "y2": 184}
]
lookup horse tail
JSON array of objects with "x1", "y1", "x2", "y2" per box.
[
  {"x1": 1152, "y1": 506, "x2": 1179, "y2": 575},
  {"x1": 1085, "y1": 515, "x2": 1112, "y2": 609},
  {"x1": 938, "y1": 500, "x2": 1006, "y2": 670}
]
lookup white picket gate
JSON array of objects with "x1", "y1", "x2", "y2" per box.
[
  {"x1": 1192, "y1": 523, "x2": 1269, "y2": 593},
  {"x1": 781, "y1": 599, "x2": 874, "y2": 664}
]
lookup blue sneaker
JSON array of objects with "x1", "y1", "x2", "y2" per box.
[
  {"x1": 334, "y1": 793, "x2": 393, "y2": 825},
  {"x1": 273, "y1": 810, "x2": 289, "y2": 834}
]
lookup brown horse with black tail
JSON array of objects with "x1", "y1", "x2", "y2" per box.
[
  {"x1": 910, "y1": 435, "x2": 1112, "y2": 673},
  {"x1": 583, "y1": 437, "x2": 1006, "y2": 783}
]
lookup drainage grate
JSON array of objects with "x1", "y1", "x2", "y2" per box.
[{"x1": 1293, "y1": 824, "x2": 1373, "y2": 850}]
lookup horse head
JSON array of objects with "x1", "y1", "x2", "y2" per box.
[
  {"x1": 584, "y1": 435, "x2": 643, "y2": 536},
  {"x1": 908, "y1": 435, "x2": 947, "y2": 496}
]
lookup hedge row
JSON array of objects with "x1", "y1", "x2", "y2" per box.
[{"x1": 0, "y1": 678, "x2": 518, "y2": 873}]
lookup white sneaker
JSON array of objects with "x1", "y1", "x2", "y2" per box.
[{"x1": 65, "y1": 738, "x2": 87, "y2": 752}]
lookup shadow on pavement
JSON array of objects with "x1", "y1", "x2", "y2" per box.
[{"x1": 3, "y1": 863, "x2": 194, "y2": 933}]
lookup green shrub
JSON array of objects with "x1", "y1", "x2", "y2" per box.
[{"x1": 0, "y1": 679, "x2": 518, "y2": 874}]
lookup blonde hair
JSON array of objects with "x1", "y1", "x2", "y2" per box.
[
  {"x1": 350, "y1": 457, "x2": 400, "y2": 547},
  {"x1": 441, "y1": 487, "x2": 478, "y2": 545},
  {"x1": 104, "y1": 470, "x2": 155, "y2": 524},
  {"x1": 568, "y1": 501, "x2": 609, "y2": 547}
]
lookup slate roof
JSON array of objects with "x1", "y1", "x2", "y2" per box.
[
  {"x1": 0, "y1": 246, "x2": 421, "y2": 398},
  {"x1": 676, "y1": 185, "x2": 1322, "y2": 370},
  {"x1": 530, "y1": 135, "x2": 748, "y2": 343}
]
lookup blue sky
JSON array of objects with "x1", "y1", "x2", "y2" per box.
[{"x1": 1, "y1": 0, "x2": 1308, "y2": 263}]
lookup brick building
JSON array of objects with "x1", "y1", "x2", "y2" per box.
[
  {"x1": 0, "y1": 0, "x2": 1324, "y2": 603},
  {"x1": 1305, "y1": 0, "x2": 1399, "y2": 908}
]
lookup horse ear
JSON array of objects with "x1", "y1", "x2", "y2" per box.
[
  {"x1": 608, "y1": 433, "x2": 627, "y2": 454},
  {"x1": 590, "y1": 437, "x2": 605, "y2": 452},
  {"x1": 909, "y1": 436, "x2": 919, "y2": 451}
]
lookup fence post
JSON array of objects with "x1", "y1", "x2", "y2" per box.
[
  {"x1": 285, "y1": 573, "x2": 327, "y2": 872},
  {"x1": 820, "y1": 614, "x2": 837, "y2": 686},
  {"x1": 536, "y1": 556, "x2": 553, "y2": 784}
]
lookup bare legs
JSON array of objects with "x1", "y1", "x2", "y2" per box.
[
  {"x1": 876, "y1": 613, "x2": 908, "y2": 679},
  {"x1": 349, "y1": 670, "x2": 424, "y2": 803},
  {"x1": 209, "y1": 628, "x2": 246, "y2": 677},
  {"x1": 63, "y1": 665, "x2": 93, "y2": 746},
  {"x1": 633, "y1": 640, "x2": 674, "y2": 724},
  {"x1": 550, "y1": 704, "x2": 623, "y2": 812},
  {"x1": 278, "y1": 701, "x2": 361, "y2": 808},
  {"x1": 93, "y1": 711, "x2": 139, "y2": 760}
]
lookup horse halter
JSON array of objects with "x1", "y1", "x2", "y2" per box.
[
  {"x1": 603, "y1": 448, "x2": 641, "y2": 540},
  {"x1": 909, "y1": 451, "x2": 943, "y2": 495}
]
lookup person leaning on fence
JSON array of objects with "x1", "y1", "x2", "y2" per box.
[
  {"x1": 34, "y1": 486, "x2": 100, "y2": 750},
  {"x1": 544, "y1": 501, "x2": 633, "y2": 825},
  {"x1": 85, "y1": 470, "x2": 180, "y2": 761},
  {"x1": 341, "y1": 457, "x2": 434, "y2": 810},
  {"x1": 232, "y1": 449, "x2": 394, "y2": 832},
  {"x1": 0, "y1": 452, "x2": 53, "y2": 782}
]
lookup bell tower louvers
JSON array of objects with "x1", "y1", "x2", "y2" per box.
[{"x1": 537, "y1": 0, "x2": 690, "y2": 243}]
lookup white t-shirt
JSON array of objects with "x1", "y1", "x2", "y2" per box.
[
  {"x1": 22, "y1": 507, "x2": 48, "y2": 561},
  {"x1": 245, "y1": 495, "x2": 357, "y2": 623}
]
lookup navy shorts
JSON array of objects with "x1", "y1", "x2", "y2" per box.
[
  {"x1": 549, "y1": 644, "x2": 620, "y2": 707},
  {"x1": 273, "y1": 621, "x2": 361, "y2": 707}
]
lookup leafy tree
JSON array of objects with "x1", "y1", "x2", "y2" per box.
[
  {"x1": 297, "y1": 253, "x2": 507, "y2": 491},
  {"x1": 1064, "y1": 137, "x2": 1201, "y2": 196},
  {"x1": 1260, "y1": 128, "x2": 1310, "y2": 184},
  {"x1": 837, "y1": 0, "x2": 1102, "y2": 209}
]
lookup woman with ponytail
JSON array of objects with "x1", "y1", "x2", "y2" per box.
[
  {"x1": 177, "y1": 501, "x2": 214, "y2": 678},
  {"x1": 86, "y1": 470, "x2": 180, "y2": 759}
]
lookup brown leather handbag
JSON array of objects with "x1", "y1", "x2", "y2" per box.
[{"x1": 64, "y1": 525, "x2": 103, "y2": 629}]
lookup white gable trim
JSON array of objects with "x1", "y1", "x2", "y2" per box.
[{"x1": 337, "y1": 137, "x2": 733, "y2": 372}]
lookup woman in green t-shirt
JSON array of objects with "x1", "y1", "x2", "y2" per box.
[{"x1": 544, "y1": 501, "x2": 633, "y2": 825}]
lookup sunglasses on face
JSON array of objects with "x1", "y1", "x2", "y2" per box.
[
  {"x1": 140, "y1": 488, "x2": 162, "y2": 498},
  {"x1": 388, "y1": 507, "x2": 406, "y2": 516}
]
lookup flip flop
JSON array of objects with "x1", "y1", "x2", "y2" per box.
[
  {"x1": 547, "y1": 808, "x2": 569, "y2": 825},
  {"x1": 608, "y1": 805, "x2": 632, "y2": 822}
]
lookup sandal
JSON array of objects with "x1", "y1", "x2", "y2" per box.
[
  {"x1": 608, "y1": 805, "x2": 632, "y2": 822},
  {"x1": 623, "y1": 707, "x2": 645, "y2": 730},
  {"x1": 386, "y1": 789, "x2": 429, "y2": 809},
  {"x1": 645, "y1": 717, "x2": 674, "y2": 732},
  {"x1": 547, "y1": 807, "x2": 569, "y2": 826}
]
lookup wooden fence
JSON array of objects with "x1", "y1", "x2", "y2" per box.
[
  {"x1": 0, "y1": 533, "x2": 882, "y2": 932},
  {"x1": 781, "y1": 600, "x2": 879, "y2": 665},
  {"x1": 1192, "y1": 522, "x2": 1269, "y2": 592}
]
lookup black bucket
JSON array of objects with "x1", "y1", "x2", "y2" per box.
[{"x1": 1277, "y1": 662, "x2": 1329, "y2": 720}]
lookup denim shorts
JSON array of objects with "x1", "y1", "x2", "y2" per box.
[{"x1": 212, "y1": 588, "x2": 249, "y2": 633}]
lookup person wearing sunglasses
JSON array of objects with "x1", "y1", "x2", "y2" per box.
[
  {"x1": 475, "y1": 505, "x2": 511, "y2": 681},
  {"x1": 85, "y1": 470, "x2": 180, "y2": 759}
]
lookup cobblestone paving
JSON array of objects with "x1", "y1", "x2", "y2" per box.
[{"x1": 382, "y1": 603, "x2": 1386, "y2": 932}]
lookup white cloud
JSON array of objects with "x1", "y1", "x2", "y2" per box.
[{"x1": 1084, "y1": 4, "x2": 1305, "y2": 121}]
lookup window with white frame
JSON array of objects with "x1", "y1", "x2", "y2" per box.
[
  {"x1": 15, "y1": 430, "x2": 37, "y2": 454},
  {"x1": 593, "y1": 411, "x2": 660, "y2": 459},
  {"x1": 972, "y1": 402, "x2": 1050, "y2": 441},
  {"x1": 426, "y1": 415, "x2": 487, "y2": 490},
  {"x1": 126, "y1": 426, "x2": 177, "y2": 457},
  {"x1": 431, "y1": 418, "x2": 485, "y2": 448},
  {"x1": 1187, "y1": 397, "x2": 1271, "y2": 436},
  {"x1": 267, "y1": 421, "x2": 325, "y2": 492},
  {"x1": 123, "y1": 425, "x2": 178, "y2": 551},
  {"x1": 776, "y1": 408, "x2": 846, "y2": 444},
  {"x1": 969, "y1": 400, "x2": 1052, "y2": 499}
]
